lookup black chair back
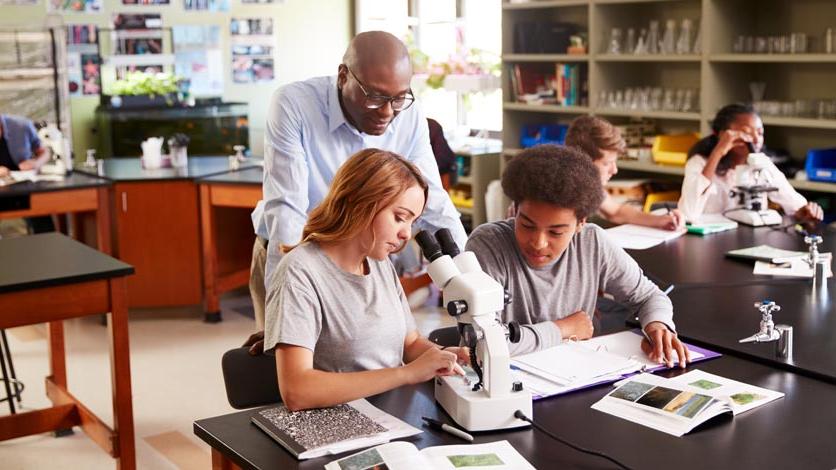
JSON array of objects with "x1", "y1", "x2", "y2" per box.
[{"x1": 221, "y1": 347, "x2": 280, "y2": 409}]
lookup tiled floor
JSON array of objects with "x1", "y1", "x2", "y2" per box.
[{"x1": 0, "y1": 287, "x2": 454, "y2": 470}]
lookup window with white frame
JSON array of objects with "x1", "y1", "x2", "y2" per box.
[{"x1": 355, "y1": 0, "x2": 502, "y2": 134}]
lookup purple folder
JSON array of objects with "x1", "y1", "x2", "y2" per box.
[{"x1": 518, "y1": 329, "x2": 722, "y2": 401}]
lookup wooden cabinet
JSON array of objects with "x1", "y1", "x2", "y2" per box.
[{"x1": 114, "y1": 181, "x2": 202, "y2": 308}]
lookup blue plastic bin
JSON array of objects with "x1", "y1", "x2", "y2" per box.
[
  {"x1": 805, "y1": 148, "x2": 836, "y2": 183},
  {"x1": 520, "y1": 124, "x2": 568, "y2": 148}
]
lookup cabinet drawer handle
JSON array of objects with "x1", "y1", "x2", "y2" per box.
[{"x1": 121, "y1": 192, "x2": 127, "y2": 212}]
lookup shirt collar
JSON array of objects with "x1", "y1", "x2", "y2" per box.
[
  {"x1": 327, "y1": 77, "x2": 348, "y2": 134},
  {"x1": 326, "y1": 76, "x2": 398, "y2": 137}
]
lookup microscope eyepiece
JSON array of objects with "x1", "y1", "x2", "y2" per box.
[
  {"x1": 415, "y1": 230, "x2": 443, "y2": 262},
  {"x1": 435, "y1": 228, "x2": 461, "y2": 257}
]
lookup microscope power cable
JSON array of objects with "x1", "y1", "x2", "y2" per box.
[{"x1": 513, "y1": 410, "x2": 633, "y2": 470}]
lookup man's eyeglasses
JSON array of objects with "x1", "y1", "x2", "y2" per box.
[{"x1": 347, "y1": 67, "x2": 415, "y2": 112}]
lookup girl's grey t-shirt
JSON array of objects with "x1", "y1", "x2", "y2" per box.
[{"x1": 263, "y1": 242, "x2": 417, "y2": 372}]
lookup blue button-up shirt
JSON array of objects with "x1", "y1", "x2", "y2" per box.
[
  {"x1": 251, "y1": 75, "x2": 467, "y2": 282},
  {"x1": 0, "y1": 114, "x2": 41, "y2": 163}
]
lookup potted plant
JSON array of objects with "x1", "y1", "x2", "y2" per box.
[{"x1": 103, "y1": 72, "x2": 183, "y2": 109}]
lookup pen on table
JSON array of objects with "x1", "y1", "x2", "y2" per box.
[{"x1": 422, "y1": 417, "x2": 474, "y2": 442}]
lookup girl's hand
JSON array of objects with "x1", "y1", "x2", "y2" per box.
[
  {"x1": 443, "y1": 346, "x2": 471, "y2": 366},
  {"x1": 404, "y1": 347, "x2": 461, "y2": 384},
  {"x1": 716, "y1": 129, "x2": 753, "y2": 155}
]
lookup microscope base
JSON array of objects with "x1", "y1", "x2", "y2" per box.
[
  {"x1": 434, "y1": 375, "x2": 532, "y2": 432},
  {"x1": 724, "y1": 209, "x2": 782, "y2": 227}
]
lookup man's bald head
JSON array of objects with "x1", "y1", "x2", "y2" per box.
[
  {"x1": 342, "y1": 31, "x2": 412, "y2": 76},
  {"x1": 337, "y1": 31, "x2": 414, "y2": 136}
]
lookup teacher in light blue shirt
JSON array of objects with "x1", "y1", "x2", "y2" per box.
[{"x1": 248, "y1": 31, "x2": 467, "y2": 329}]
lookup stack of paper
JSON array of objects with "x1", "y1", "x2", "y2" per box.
[
  {"x1": 605, "y1": 224, "x2": 686, "y2": 250},
  {"x1": 753, "y1": 254, "x2": 832, "y2": 278},
  {"x1": 8, "y1": 170, "x2": 64, "y2": 183},
  {"x1": 511, "y1": 331, "x2": 715, "y2": 400},
  {"x1": 726, "y1": 244, "x2": 807, "y2": 263}
]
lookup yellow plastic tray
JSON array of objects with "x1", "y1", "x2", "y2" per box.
[{"x1": 652, "y1": 133, "x2": 700, "y2": 166}]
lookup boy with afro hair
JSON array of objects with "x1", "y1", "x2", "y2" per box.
[{"x1": 466, "y1": 145, "x2": 689, "y2": 367}]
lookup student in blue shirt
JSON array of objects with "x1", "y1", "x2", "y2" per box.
[
  {"x1": 0, "y1": 114, "x2": 53, "y2": 234},
  {"x1": 0, "y1": 114, "x2": 48, "y2": 177},
  {"x1": 248, "y1": 31, "x2": 466, "y2": 329}
]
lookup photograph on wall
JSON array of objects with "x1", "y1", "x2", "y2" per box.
[
  {"x1": 81, "y1": 53, "x2": 101, "y2": 95},
  {"x1": 67, "y1": 24, "x2": 98, "y2": 45},
  {"x1": 47, "y1": 0, "x2": 101, "y2": 13},
  {"x1": 230, "y1": 17, "x2": 273, "y2": 36},
  {"x1": 67, "y1": 52, "x2": 82, "y2": 97},
  {"x1": 184, "y1": 0, "x2": 228, "y2": 11},
  {"x1": 230, "y1": 17, "x2": 275, "y2": 84},
  {"x1": 66, "y1": 25, "x2": 100, "y2": 97},
  {"x1": 232, "y1": 56, "x2": 274, "y2": 84},
  {"x1": 113, "y1": 13, "x2": 163, "y2": 30},
  {"x1": 173, "y1": 25, "x2": 224, "y2": 96},
  {"x1": 112, "y1": 14, "x2": 163, "y2": 55},
  {"x1": 115, "y1": 64, "x2": 164, "y2": 80}
]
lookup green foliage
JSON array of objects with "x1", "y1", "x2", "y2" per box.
[{"x1": 107, "y1": 72, "x2": 180, "y2": 97}]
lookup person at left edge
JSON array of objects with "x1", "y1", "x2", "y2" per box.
[
  {"x1": 0, "y1": 114, "x2": 48, "y2": 176},
  {"x1": 0, "y1": 114, "x2": 53, "y2": 234},
  {"x1": 248, "y1": 31, "x2": 467, "y2": 330}
]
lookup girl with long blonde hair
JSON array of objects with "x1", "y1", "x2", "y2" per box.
[{"x1": 264, "y1": 148, "x2": 467, "y2": 411}]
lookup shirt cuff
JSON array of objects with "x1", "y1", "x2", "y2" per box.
[{"x1": 529, "y1": 321, "x2": 563, "y2": 349}]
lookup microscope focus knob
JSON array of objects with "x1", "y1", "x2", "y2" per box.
[
  {"x1": 446, "y1": 300, "x2": 468, "y2": 317},
  {"x1": 507, "y1": 321, "x2": 522, "y2": 344},
  {"x1": 512, "y1": 381, "x2": 524, "y2": 392}
]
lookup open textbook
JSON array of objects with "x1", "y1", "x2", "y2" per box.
[
  {"x1": 251, "y1": 399, "x2": 421, "y2": 460},
  {"x1": 604, "y1": 224, "x2": 686, "y2": 250},
  {"x1": 591, "y1": 369, "x2": 784, "y2": 437},
  {"x1": 325, "y1": 440, "x2": 535, "y2": 470},
  {"x1": 511, "y1": 330, "x2": 720, "y2": 400}
]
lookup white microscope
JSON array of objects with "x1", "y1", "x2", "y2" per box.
[
  {"x1": 416, "y1": 229, "x2": 532, "y2": 432},
  {"x1": 36, "y1": 124, "x2": 72, "y2": 176},
  {"x1": 724, "y1": 151, "x2": 782, "y2": 226}
]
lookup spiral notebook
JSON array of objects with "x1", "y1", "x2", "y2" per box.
[{"x1": 251, "y1": 399, "x2": 421, "y2": 460}]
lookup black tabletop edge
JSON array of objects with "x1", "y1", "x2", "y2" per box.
[{"x1": 0, "y1": 265, "x2": 135, "y2": 294}]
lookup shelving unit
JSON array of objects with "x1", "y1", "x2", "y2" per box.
[
  {"x1": 450, "y1": 149, "x2": 501, "y2": 229},
  {"x1": 501, "y1": 0, "x2": 836, "y2": 200}
]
